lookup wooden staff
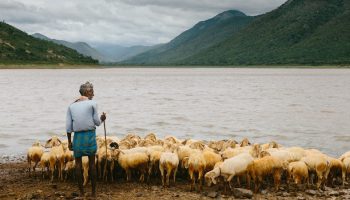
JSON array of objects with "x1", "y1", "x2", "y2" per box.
[{"x1": 103, "y1": 112, "x2": 108, "y2": 181}]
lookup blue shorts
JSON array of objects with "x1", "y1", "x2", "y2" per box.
[{"x1": 73, "y1": 130, "x2": 97, "y2": 158}]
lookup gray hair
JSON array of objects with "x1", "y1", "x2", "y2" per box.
[{"x1": 79, "y1": 81, "x2": 94, "y2": 95}]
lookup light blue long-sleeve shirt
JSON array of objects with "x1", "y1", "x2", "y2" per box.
[{"x1": 66, "y1": 100, "x2": 101, "y2": 133}]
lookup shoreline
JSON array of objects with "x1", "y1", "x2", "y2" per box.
[
  {"x1": 0, "y1": 161, "x2": 349, "y2": 200},
  {"x1": 0, "y1": 64, "x2": 349, "y2": 69}
]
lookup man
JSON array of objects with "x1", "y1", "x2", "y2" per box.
[{"x1": 66, "y1": 81, "x2": 106, "y2": 197}]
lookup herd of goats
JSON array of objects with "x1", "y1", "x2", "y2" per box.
[{"x1": 26, "y1": 133, "x2": 350, "y2": 194}]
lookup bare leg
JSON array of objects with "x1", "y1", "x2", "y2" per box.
[
  {"x1": 88, "y1": 155, "x2": 97, "y2": 197},
  {"x1": 75, "y1": 157, "x2": 84, "y2": 196}
]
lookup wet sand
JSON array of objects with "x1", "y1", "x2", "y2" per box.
[{"x1": 1, "y1": 161, "x2": 350, "y2": 200}]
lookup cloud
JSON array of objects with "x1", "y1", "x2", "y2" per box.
[{"x1": 0, "y1": 0, "x2": 287, "y2": 46}]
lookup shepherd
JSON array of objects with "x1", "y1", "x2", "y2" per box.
[{"x1": 66, "y1": 81, "x2": 106, "y2": 198}]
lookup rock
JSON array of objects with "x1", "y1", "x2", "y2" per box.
[
  {"x1": 305, "y1": 190, "x2": 317, "y2": 196},
  {"x1": 233, "y1": 188, "x2": 253, "y2": 199},
  {"x1": 173, "y1": 194, "x2": 180, "y2": 197},
  {"x1": 282, "y1": 192, "x2": 289, "y2": 197},
  {"x1": 324, "y1": 186, "x2": 332, "y2": 191},
  {"x1": 54, "y1": 191, "x2": 65, "y2": 197},
  {"x1": 207, "y1": 191, "x2": 218, "y2": 198},
  {"x1": 29, "y1": 192, "x2": 41, "y2": 199},
  {"x1": 8, "y1": 193, "x2": 15, "y2": 197},
  {"x1": 136, "y1": 192, "x2": 142, "y2": 197},
  {"x1": 329, "y1": 191, "x2": 339, "y2": 196},
  {"x1": 151, "y1": 186, "x2": 159, "y2": 191},
  {"x1": 297, "y1": 196, "x2": 306, "y2": 200},
  {"x1": 261, "y1": 190, "x2": 268, "y2": 195},
  {"x1": 50, "y1": 183, "x2": 58, "y2": 189},
  {"x1": 37, "y1": 190, "x2": 43, "y2": 194},
  {"x1": 71, "y1": 192, "x2": 79, "y2": 197}
]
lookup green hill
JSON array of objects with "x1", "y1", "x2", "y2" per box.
[
  {"x1": 0, "y1": 22, "x2": 98, "y2": 65},
  {"x1": 184, "y1": 0, "x2": 350, "y2": 65},
  {"x1": 123, "y1": 10, "x2": 253, "y2": 65}
]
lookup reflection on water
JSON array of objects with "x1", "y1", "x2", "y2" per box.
[{"x1": 0, "y1": 68, "x2": 350, "y2": 157}]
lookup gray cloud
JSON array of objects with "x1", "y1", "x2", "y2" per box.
[{"x1": 1, "y1": 0, "x2": 287, "y2": 46}]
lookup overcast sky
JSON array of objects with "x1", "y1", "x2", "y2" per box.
[{"x1": 0, "y1": 0, "x2": 287, "y2": 47}]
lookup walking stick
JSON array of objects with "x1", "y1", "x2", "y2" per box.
[{"x1": 103, "y1": 112, "x2": 108, "y2": 182}]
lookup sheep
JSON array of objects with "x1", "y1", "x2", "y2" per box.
[
  {"x1": 118, "y1": 140, "x2": 133, "y2": 150},
  {"x1": 27, "y1": 141, "x2": 44, "y2": 177},
  {"x1": 63, "y1": 160, "x2": 75, "y2": 181},
  {"x1": 82, "y1": 156, "x2": 90, "y2": 186},
  {"x1": 121, "y1": 133, "x2": 141, "y2": 146},
  {"x1": 287, "y1": 161, "x2": 309, "y2": 190},
  {"x1": 247, "y1": 155, "x2": 287, "y2": 193},
  {"x1": 265, "y1": 148, "x2": 302, "y2": 163},
  {"x1": 240, "y1": 138, "x2": 251, "y2": 147},
  {"x1": 144, "y1": 132, "x2": 157, "y2": 142},
  {"x1": 44, "y1": 136, "x2": 64, "y2": 182},
  {"x1": 40, "y1": 152, "x2": 50, "y2": 179},
  {"x1": 205, "y1": 153, "x2": 254, "y2": 193},
  {"x1": 138, "y1": 139, "x2": 156, "y2": 147},
  {"x1": 342, "y1": 157, "x2": 350, "y2": 181},
  {"x1": 339, "y1": 151, "x2": 350, "y2": 161},
  {"x1": 96, "y1": 136, "x2": 119, "y2": 149},
  {"x1": 220, "y1": 147, "x2": 250, "y2": 159},
  {"x1": 202, "y1": 150, "x2": 222, "y2": 172},
  {"x1": 204, "y1": 162, "x2": 224, "y2": 187},
  {"x1": 96, "y1": 145, "x2": 113, "y2": 181},
  {"x1": 325, "y1": 157, "x2": 346, "y2": 187},
  {"x1": 177, "y1": 145, "x2": 194, "y2": 163},
  {"x1": 115, "y1": 150, "x2": 149, "y2": 182},
  {"x1": 285, "y1": 147, "x2": 307, "y2": 159},
  {"x1": 182, "y1": 151, "x2": 206, "y2": 191},
  {"x1": 159, "y1": 151, "x2": 179, "y2": 187},
  {"x1": 301, "y1": 154, "x2": 329, "y2": 190},
  {"x1": 148, "y1": 150, "x2": 163, "y2": 181},
  {"x1": 188, "y1": 141, "x2": 206, "y2": 151},
  {"x1": 182, "y1": 139, "x2": 200, "y2": 146},
  {"x1": 61, "y1": 140, "x2": 74, "y2": 170},
  {"x1": 221, "y1": 145, "x2": 260, "y2": 159},
  {"x1": 261, "y1": 141, "x2": 281, "y2": 150},
  {"x1": 164, "y1": 135, "x2": 181, "y2": 145}
]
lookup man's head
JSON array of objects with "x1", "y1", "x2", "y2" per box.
[{"x1": 79, "y1": 81, "x2": 94, "y2": 100}]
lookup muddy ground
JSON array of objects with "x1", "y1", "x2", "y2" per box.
[{"x1": 1, "y1": 162, "x2": 350, "y2": 200}]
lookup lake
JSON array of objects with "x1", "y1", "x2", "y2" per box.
[{"x1": 0, "y1": 68, "x2": 349, "y2": 159}]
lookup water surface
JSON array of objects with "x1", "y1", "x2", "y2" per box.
[{"x1": 1, "y1": 68, "x2": 349, "y2": 158}]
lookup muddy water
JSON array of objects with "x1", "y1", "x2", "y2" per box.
[{"x1": 0, "y1": 68, "x2": 349, "y2": 159}]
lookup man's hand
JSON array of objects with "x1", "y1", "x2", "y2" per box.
[
  {"x1": 68, "y1": 141, "x2": 73, "y2": 151},
  {"x1": 100, "y1": 112, "x2": 106, "y2": 122},
  {"x1": 67, "y1": 132, "x2": 72, "y2": 151}
]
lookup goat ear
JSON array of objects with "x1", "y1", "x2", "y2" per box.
[{"x1": 57, "y1": 138, "x2": 62, "y2": 144}]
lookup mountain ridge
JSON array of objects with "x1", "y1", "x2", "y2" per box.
[
  {"x1": 0, "y1": 22, "x2": 98, "y2": 65},
  {"x1": 122, "y1": 10, "x2": 254, "y2": 65}
]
